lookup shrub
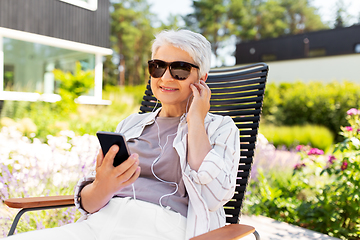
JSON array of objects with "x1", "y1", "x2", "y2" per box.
[
  {"x1": 262, "y1": 81, "x2": 360, "y2": 141},
  {"x1": 53, "y1": 61, "x2": 94, "y2": 113},
  {"x1": 245, "y1": 108, "x2": 360, "y2": 240},
  {"x1": 0, "y1": 85, "x2": 144, "y2": 142},
  {"x1": 259, "y1": 124, "x2": 334, "y2": 150}
]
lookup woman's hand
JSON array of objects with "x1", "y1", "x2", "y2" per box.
[
  {"x1": 80, "y1": 145, "x2": 140, "y2": 213},
  {"x1": 187, "y1": 80, "x2": 212, "y2": 171},
  {"x1": 187, "y1": 80, "x2": 211, "y2": 124}
]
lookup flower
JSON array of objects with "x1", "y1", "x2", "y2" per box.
[
  {"x1": 341, "y1": 160, "x2": 348, "y2": 170},
  {"x1": 307, "y1": 148, "x2": 324, "y2": 155},
  {"x1": 345, "y1": 126, "x2": 353, "y2": 131},
  {"x1": 328, "y1": 155, "x2": 336, "y2": 164},
  {"x1": 346, "y1": 108, "x2": 360, "y2": 116},
  {"x1": 294, "y1": 163, "x2": 306, "y2": 170},
  {"x1": 296, "y1": 145, "x2": 304, "y2": 151}
]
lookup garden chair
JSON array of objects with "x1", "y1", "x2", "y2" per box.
[{"x1": 5, "y1": 62, "x2": 269, "y2": 240}]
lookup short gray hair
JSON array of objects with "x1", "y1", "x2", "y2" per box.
[{"x1": 151, "y1": 29, "x2": 211, "y2": 78}]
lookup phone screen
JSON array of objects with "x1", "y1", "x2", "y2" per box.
[{"x1": 96, "y1": 131, "x2": 130, "y2": 167}]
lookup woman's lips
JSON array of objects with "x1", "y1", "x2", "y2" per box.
[{"x1": 160, "y1": 86, "x2": 178, "y2": 92}]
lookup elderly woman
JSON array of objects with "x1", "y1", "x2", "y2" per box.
[{"x1": 8, "y1": 29, "x2": 240, "y2": 240}]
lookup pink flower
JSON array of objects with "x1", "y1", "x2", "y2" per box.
[
  {"x1": 307, "y1": 148, "x2": 324, "y2": 155},
  {"x1": 341, "y1": 160, "x2": 348, "y2": 171},
  {"x1": 347, "y1": 108, "x2": 360, "y2": 116},
  {"x1": 345, "y1": 126, "x2": 353, "y2": 131},
  {"x1": 328, "y1": 155, "x2": 336, "y2": 164},
  {"x1": 296, "y1": 145, "x2": 304, "y2": 151}
]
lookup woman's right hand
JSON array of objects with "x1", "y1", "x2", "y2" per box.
[{"x1": 81, "y1": 145, "x2": 141, "y2": 213}]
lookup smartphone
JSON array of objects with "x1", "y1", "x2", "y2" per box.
[{"x1": 96, "y1": 131, "x2": 131, "y2": 167}]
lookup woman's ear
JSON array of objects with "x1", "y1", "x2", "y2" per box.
[{"x1": 200, "y1": 73, "x2": 208, "y2": 82}]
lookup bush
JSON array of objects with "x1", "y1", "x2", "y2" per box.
[
  {"x1": 259, "y1": 124, "x2": 334, "y2": 150},
  {"x1": 0, "y1": 85, "x2": 145, "y2": 142},
  {"x1": 262, "y1": 81, "x2": 360, "y2": 141},
  {"x1": 245, "y1": 108, "x2": 360, "y2": 240}
]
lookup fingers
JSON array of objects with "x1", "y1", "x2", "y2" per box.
[
  {"x1": 191, "y1": 80, "x2": 211, "y2": 99},
  {"x1": 116, "y1": 157, "x2": 141, "y2": 185},
  {"x1": 96, "y1": 148, "x2": 104, "y2": 169},
  {"x1": 102, "y1": 145, "x2": 120, "y2": 167}
]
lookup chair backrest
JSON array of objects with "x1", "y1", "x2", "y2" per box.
[{"x1": 140, "y1": 62, "x2": 269, "y2": 224}]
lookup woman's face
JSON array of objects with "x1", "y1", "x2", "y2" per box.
[{"x1": 150, "y1": 44, "x2": 204, "y2": 112}]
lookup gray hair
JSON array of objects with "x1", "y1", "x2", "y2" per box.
[{"x1": 151, "y1": 29, "x2": 212, "y2": 78}]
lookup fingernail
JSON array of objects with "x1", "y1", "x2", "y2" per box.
[
  {"x1": 131, "y1": 153, "x2": 139, "y2": 160},
  {"x1": 111, "y1": 145, "x2": 119, "y2": 152}
]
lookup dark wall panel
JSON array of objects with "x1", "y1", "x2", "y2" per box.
[
  {"x1": 0, "y1": 0, "x2": 110, "y2": 48},
  {"x1": 236, "y1": 25, "x2": 360, "y2": 64}
]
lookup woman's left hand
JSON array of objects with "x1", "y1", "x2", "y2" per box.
[
  {"x1": 187, "y1": 80, "x2": 211, "y2": 124},
  {"x1": 186, "y1": 80, "x2": 212, "y2": 171}
]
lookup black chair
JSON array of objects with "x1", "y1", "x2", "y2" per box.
[{"x1": 5, "y1": 62, "x2": 269, "y2": 239}]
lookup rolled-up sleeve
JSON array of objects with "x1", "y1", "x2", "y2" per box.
[{"x1": 188, "y1": 116, "x2": 240, "y2": 212}]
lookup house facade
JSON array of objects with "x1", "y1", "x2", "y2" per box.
[
  {"x1": 0, "y1": 0, "x2": 112, "y2": 104},
  {"x1": 235, "y1": 25, "x2": 360, "y2": 83}
]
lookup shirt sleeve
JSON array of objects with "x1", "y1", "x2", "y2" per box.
[
  {"x1": 74, "y1": 170, "x2": 96, "y2": 215},
  {"x1": 188, "y1": 115, "x2": 240, "y2": 212}
]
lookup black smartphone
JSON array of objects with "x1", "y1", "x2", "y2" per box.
[{"x1": 96, "y1": 131, "x2": 131, "y2": 167}]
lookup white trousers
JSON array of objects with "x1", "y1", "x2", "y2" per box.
[{"x1": 7, "y1": 197, "x2": 187, "y2": 240}]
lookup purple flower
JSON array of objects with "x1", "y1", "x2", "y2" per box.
[
  {"x1": 328, "y1": 155, "x2": 336, "y2": 164},
  {"x1": 307, "y1": 148, "x2": 324, "y2": 155},
  {"x1": 341, "y1": 160, "x2": 348, "y2": 171},
  {"x1": 347, "y1": 108, "x2": 360, "y2": 116},
  {"x1": 296, "y1": 145, "x2": 304, "y2": 151},
  {"x1": 294, "y1": 163, "x2": 306, "y2": 170},
  {"x1": 345, "y1": 126, "x2": 353, "y2": 131}
]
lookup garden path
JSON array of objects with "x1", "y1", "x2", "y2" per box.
[{"x1": 239, "y1": 215, "x2": 341, "y2": 240}]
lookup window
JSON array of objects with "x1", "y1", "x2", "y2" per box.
[
  {"x1": 261, "y1": 54, "x2": 277, "y2": 62},
  {"x1": 309, "y1": 48, "x2": 326, "y2": 57},
  {"x1": 4, "y1": 65, "x2": 14, "y2": 91},
  {"x1": 3, "y1": 37, "x2": 95, "y2": 94},
  {"x1": 59, "y1": 0, "x2": 98, "y2": 11},
  {"x1": 355, "y1": 43, "x2": 360, "y2": 53}
]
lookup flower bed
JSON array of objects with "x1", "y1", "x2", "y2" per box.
[
  {"x1": 0, "y1": 127, "x2": 98, "y2": 236},
  {"x1": 245, "y1": 108, "x2": 360, "y2": 240}
]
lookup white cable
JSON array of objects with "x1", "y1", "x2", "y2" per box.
[
  {"x1": 132, "y1": 183, "x2": 136, "y2": 200},
  {"x1": 152, "y1": 118, "x2": 179, "y2": 209}
]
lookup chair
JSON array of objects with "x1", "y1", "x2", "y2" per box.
[{"x1": 5, "y1": 62, "x2": 269, "y2": 239}]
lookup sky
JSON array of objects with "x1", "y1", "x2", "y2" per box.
[
  {"x1": 147, "y1": 0, "x2": 360, "y2": 26},
  {"x1": 146, "y1": 0, "x2": 360, "y2": 66}
]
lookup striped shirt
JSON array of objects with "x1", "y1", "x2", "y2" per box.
[{"x1": 74, "y1": 108, "x2": 240, "y2": 239}]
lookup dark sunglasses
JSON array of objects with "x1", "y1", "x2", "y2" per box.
[{"x1": 148, "y1": 59, "x2": 199, "y2": 80}]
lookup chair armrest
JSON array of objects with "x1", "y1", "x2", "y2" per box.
[
  {"x1": 190, "y1": 224, "x2": 255, "y2": 240},
  {"x1": 4, "y1": 195, "x2": 75, "y2": 209}
]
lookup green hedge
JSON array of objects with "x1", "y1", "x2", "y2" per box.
[
  {"x1": 259, "y1": 124, "x2": 334, "y2": 151},
  {"x1": 262, "y1": 81, "x2": 360, "y2": 141}
]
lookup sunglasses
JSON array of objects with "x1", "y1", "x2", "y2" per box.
[{"x1": 148, "y1": 59, "x2": 199, "y2": 80}]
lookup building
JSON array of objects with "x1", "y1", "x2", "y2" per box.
[
  {"x1": 0, "y1": 0, "x2": 112, "y2": 104},
  {"x1": 235, "y1": 25, "x2": 360, "y2": 83}
]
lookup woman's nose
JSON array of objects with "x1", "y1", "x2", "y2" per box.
[{"x1": 161, "y1": 67, "x2": 174, "y2": 81}]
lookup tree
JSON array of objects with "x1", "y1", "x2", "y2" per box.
[
  {"x1": 333, "y1": 0, "x2": 351, "y2": 28},
  {"x1": 184, "y1": 0, "x2": 234, "y2": 66},
  {"x1": 280, "y1": 0, "x2": 326, "y2": 34},
  {"x1": 110, "y1": 0, "x2": 154, "y2": 86},
  {"x1": 229, "y1": 0, "x2": 327, "y2": 42}
]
